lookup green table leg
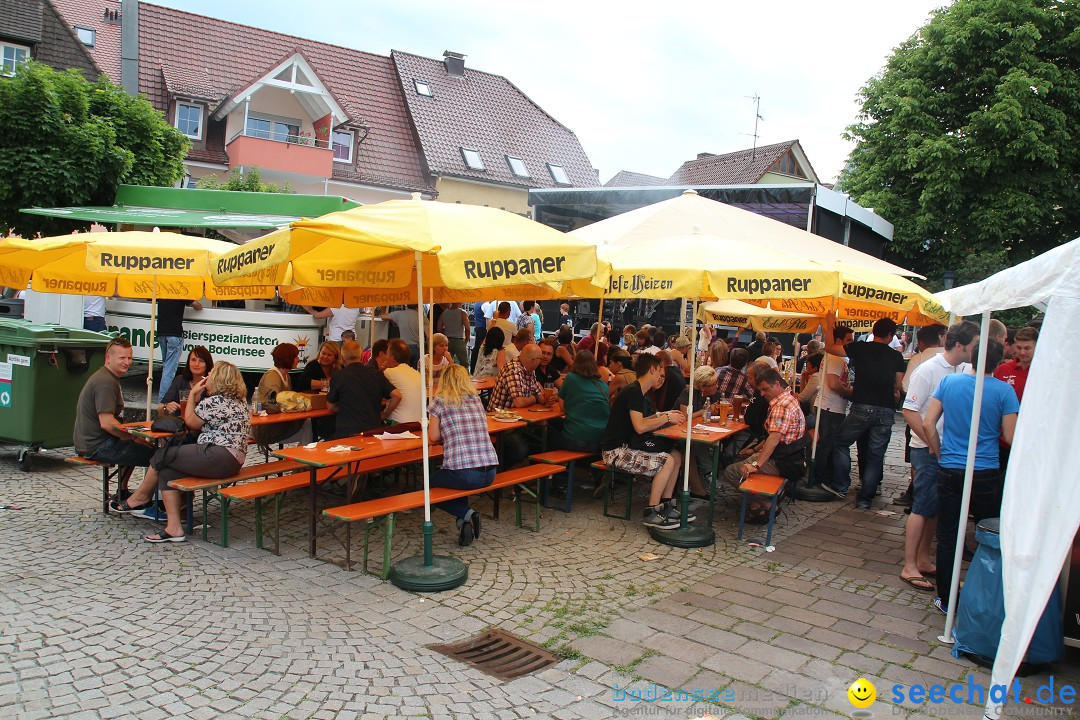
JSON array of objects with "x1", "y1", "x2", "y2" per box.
[{"x1": 708, "y1": 441, "x2": 722, "y2": 525}]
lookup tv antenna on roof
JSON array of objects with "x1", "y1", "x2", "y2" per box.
[{"x1": 740, "y1": 94, "x2": 764, "y2": 160}]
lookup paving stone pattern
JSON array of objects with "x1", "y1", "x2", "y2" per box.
[{"x1": 1, "y1": 415, "x2": 1076, "y2": 719}]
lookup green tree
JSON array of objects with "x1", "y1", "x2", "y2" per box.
[
  {"x1": 841, "y1": 0, "x2": 1080, "y2": 282},
  {"x1": 196, "y1": 167, "x2": 292, "y2": 194},
  {"x1": 0, "y1": 61, "x2": 189, "y2": 238}
]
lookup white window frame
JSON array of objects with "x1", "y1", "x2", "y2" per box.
[
  {"x1": 461, "y1": 147, "x2": 485, "y2": 171},
  {"x1": 74, "y1": 26, "x2": 96, "y2": 46},
  {"x1": 506, "y1": 155, "x2": 530, "y2": 178},
  {"x1": 332, "y1": 129, "x2": 354, "y2": 164},
  {"x1": 547, "y1": 163, "x2": 571, "y2": 185},
  {"x1": 1, "y1": 43, "x2": 29, "y2": 77},
  {"x1": 175, "y1": 102, "x2": 203, "y2": 140},
  {"x1": 414, "y1": 79, "x2": 432, "y2": 97}
]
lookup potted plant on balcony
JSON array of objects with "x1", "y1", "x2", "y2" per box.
[{"x1": 296, "y1": 131, "x2": 316, "y2": 147}]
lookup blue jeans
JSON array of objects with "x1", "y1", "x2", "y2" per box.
[
  {"x1": 811, "y1": 409, "x2": 845, "y2": 486},
  {"x1": 157, "y1": 335, "x2": 183, "y2": 403},
  {"x1": 909, "y1": 447, "x2": 940, "y2": 518},
  {"x1": 84, "y1": 435, "x2": 154, "y2": 467},
  {"x1": 830, "y1": 403, "x2": 894, "y2": 503},
  {"x1": 83, "y1": 316, "x2": 106, "y2": 332},
  {"x1": 430, "y1": 466, "x2": 495, "y2": 519}
]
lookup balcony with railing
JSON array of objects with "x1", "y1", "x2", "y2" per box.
[{"x1": 226, "y1": 126, "x2": 333, "y2": 178}]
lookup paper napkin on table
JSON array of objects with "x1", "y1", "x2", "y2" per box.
[
  {"x1": 692, "y1": 424, "x2": 730, "y2": 433},
  {"x1": 327, "y1": 445, "x2": 354, "y2": 452},
  {"x1": 375, "y1": 431, "x2": 420, "y2": 440},
  {"x1": 304, "y1": 442, "x2": 318, "y2": 449}
]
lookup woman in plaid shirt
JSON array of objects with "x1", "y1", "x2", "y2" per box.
[{"x1": 428, "y1": 365, "x2": 499, "y2": 546}]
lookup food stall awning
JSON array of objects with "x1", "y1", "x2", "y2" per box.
[{"x1": 20, "y1": 184, "x2": 360, "y2": 238}]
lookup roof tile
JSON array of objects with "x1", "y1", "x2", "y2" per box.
[
  {"x1": 390, "y1": 50, "x2": 598, "y2": 190},
  {"x1": 603, "y1": 170, "x2": 668, "y2": 187},
  {"x1": 48, "y1": 0, "x2": 120, "y2": 80},
  {"x1": 668, "y1": 140, "x2": 798, "y2": 185},
  {"x1": 0, "y1": 0, "x2": 43, "y2": 44}
]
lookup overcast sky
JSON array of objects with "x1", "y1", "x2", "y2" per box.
[{"x1": 151, "y1": 0, "x2": 949, "y2": 184}]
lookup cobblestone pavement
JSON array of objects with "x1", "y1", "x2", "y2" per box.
[{"x1": 1, "y1": 415, "x2": 1076, "y2": 719}]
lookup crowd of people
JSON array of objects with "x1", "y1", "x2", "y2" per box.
[{"x1": 75, "y1": 298, "x2": 1041, "y2": 580}]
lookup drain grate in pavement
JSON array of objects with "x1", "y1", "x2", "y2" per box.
[{"x1": 428, "y1": 628, "x2": 560, "y2": 680}]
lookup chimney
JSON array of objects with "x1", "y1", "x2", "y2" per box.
[
  {"x1": 120, "y1": 0, "x2": 139, "y2": 96},
  {"x1": 443, "y1": 51, "x2": 465, "y2": 77},
  {"x1": 696, "y1": 152, "x2": 717, "y2": 160}
]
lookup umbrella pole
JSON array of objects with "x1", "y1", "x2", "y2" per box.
[
  {"x1": 146, "y1": 280, "x2": 157, "y2": 422},
  {"x1": 650, "y1": 298, "x2": 714, "y2": 548},
  {"x1": 389, "y1": 251, "x2": 467, "y2": 592},
  {"x1": 940, "y1": 310, "x2": 991, "y2": 644},
  {"x1": 798, "y1": 310, "x2": 841, "y2": 502}
]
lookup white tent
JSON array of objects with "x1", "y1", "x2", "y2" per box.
[{"x1": 937, "y1": 238, "x2": 1080, "y2": 720}]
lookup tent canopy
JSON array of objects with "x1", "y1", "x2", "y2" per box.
[{"x1": 937, "y1": 237, "x2": 1080, "y2": 720}]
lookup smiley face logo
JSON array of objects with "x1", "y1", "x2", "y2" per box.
[{"x1": 848, "y1": 678, "x2": 876, "y2": 709}]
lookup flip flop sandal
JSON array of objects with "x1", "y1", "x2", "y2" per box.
[
  {"x1": 920, "y1": 568, "x2": 937, "y2": 578},
  {"x1": 900, "y1": 575, "x2": 935, "y2": 592},
  {"x1": 110, "y1": 498, "x2": 152, "y2": 514},
  {"x1": 145, "y1": 530, "x2": 185, "y2": 543}
]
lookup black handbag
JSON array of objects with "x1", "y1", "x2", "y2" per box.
[{"x1": 150, "y1": 415, "x2": 186, "y2": 433}]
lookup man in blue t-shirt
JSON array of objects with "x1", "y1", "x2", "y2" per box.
[{"x1": 922, "y1": 338, "x2": 1018, "y2": 612}]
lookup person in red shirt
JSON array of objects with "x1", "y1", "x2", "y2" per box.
[
  {"x1": 993, "y1": 325, "x2": 1037, "y2": 470},
  {"x1": 993, "y1": 326, "x2": 1037, "y2": 402}
]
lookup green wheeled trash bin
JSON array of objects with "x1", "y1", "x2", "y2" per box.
[{"x1": 0, "y1": 319, "x2": 112, "y2": 470}]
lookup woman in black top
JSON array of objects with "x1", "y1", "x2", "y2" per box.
[
  {"x1": 295, "y1": 341, "x2": 342, "y2": 392},
  {"x1": 158, "y1": 346, "x2": 213, "y2": 416},
  {"x1": 648, "y1": 350, "x2": 687, "y2": 412},
  {"x1": 551, "y1": 325, "x2": 576, "y2": 374}
]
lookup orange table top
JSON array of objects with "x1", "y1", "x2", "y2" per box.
[
  {"x1": 250, "y1": 407, "x2": 335, "y2": 426},
  {"x1": 653, "y1": 419, "x2": 749, "y2": 444},
  {"x1": 513, "y1": 406, "x2": 565, "y2": 423},
  {"x1": 271, "y1": 434, "x2": 428, "y2": 467},
  {"x1": 116, "y1": 421, "x2": 178, "y2": 442}
]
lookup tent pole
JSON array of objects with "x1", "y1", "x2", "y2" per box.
[
  {"x1": 416, "y1": 252, "x2": 432, "y2": 556},
  {"x1": 146, "y1": 279, "x2": 157, "y2": 422},
  {"x1": 940, "y1": 309, "x2": 992, "y2": 644}
]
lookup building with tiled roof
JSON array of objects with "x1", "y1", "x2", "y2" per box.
[
  {"x1": 603, "y1": 170, "x2": 668, "y2": 188},
  {"x1": 0, "y1": 0, "x2": 100, "y2": 81},
  {"x1": 667, "y1": 140, "x2": 819, "y2": 186},
  {"x1": 390, "y1": 50, "x2": 598, "y2": 213},
  {"x1": 40, "y1": 0, "x2": 597, "y2": 210}
]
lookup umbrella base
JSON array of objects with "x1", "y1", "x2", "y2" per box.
[
  {"x1": 389, "y1": 555, "x2": 468, "y2": 592},
  {"x1": 794, "y1": 484, "x2": 839, "y2": 502},
  {"x1": 650, "y1": 523, "x2": 715, "y2": 548}
]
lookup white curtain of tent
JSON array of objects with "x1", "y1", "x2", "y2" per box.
[{"x1": 937, "y1": 238, "x2": 1080, "y2": 720}]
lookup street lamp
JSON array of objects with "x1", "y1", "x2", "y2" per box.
[{"x1": 942, "y1": 270, "x2": 956, "y2": 290}]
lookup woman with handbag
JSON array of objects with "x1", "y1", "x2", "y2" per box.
[
  {"x1": 253, "y1": 343, "x2": 307, "y2": 447},
  {"x1": 157, "y1": 346, "x2": 213, "y2": 416},
  {"x1": 119, "y1": 362, "x2": 251, "y2": 542}
]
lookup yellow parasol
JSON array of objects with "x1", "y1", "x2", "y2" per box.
[
  {"x1": 0, "y1": 231, "x2": 276, "y2": 419},
  {"x1": 212, "y1": 196, "x2": 598, "y2": 587}
]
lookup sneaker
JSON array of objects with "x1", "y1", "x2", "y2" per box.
[
  {"x1": 856, "y1": 501, "x2": 872, "y2": 511},
  {"x1": 642, "y1": 506, "x2": 679, "y2": 530},
  {"x1": 663, "y1": 501, "x2": 696, "y2": 523},
  {"x1": 820, "y1": 484, "x2": 846, "y2": 499},
  {"x1": 933, "y1": 597, "x2": 947, "y2": 615},
  {"x1": 135, "y1": 504, "x2": 167, "y2": 521},
  {"x1": 458, "y1": 521, "x2": 474, "y2": 547},
  {"x1": 893, "y1": 489, "x2": 913, "y2": 506}
]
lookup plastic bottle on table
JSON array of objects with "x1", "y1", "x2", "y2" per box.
[{"x1": 251, "y1": 388, "x2": 261, "y2": 414}]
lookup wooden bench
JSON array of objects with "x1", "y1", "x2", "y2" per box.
[
  {"x1": 322, "y1": 463, "x2": 558, "y2": 578},
  {"x1": 216, "y1": 446, "x2": 444, "y2": 552},
  {"x1": 168, "y1": 459, "x2": 305, "y2": 540},
  {"x1": 530, "y1": 450, "x2": 594, "y2": 513},
  {"x1": 66, "y1": 456, "x2": 134, "y2": 515},
  {"x1": 737, "y1": 473, "x2": 788, "y2": 547}
]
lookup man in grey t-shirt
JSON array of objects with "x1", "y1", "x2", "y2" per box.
[{"x1": 74, "y1": 338, "x2": 154, "y2": 506}]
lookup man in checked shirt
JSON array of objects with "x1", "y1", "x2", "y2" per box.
[
  {"x1": 488, "y1": 344, "x2": 559, "y2": 467},
  {"x1": 720, "y1": 366, "x2": 808, "y2": 523}
]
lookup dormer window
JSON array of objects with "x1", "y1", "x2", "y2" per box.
[
  {"x1": 506, "y1": 156, "x2": 530, "y2": 178},
  {"x1": 414, "y1": 80, "x2": 433, "y2": 97},
  {"x1": 547, "y1": 163, "x2": 571, "y2": 185},
  {"x1": 74, "y1": 26, "x2": 96, "y2": 46},
  {"x1": 1, "y1": 43, "x2": 29, "y2": 76},
  {"x1": 175, "y1": 102, "x2": 203, "y2": 140},
  {"x1": 461, "y1": 148, "x2": 485, "y2": 171},
  {"x1": 332, "y1": 130, "x2": 354, "y2": 163}
]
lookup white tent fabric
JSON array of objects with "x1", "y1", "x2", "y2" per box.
[{"x1": 937, "y1": 238, "x2": 1080, "y2": 720}]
